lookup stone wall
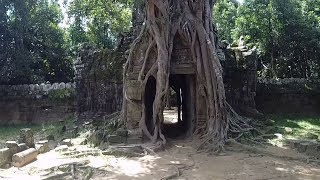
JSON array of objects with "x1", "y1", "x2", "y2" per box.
[
  {"x1": 256, "y1": 78, "x2": 320, "y2": 115},
  {"x1": 73, "y1": 3, "x2": 144, "y2": 123},
  {"x1": 0, "y1": 83, "x2": 76, "y2": 125},
  {"x1": 223, "y1": 47, "x2": 260, "y2": 117},
  {"x1": 74, "y1": 45, "x2": 125, "y2": 122}
]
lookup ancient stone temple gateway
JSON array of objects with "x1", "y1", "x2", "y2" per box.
[
  {"x1": 75, "y1": 2, "x2": 261, "y2": 143},
  {"x1": 124, "y1": 34, "x2": 202, "y2": 138}
]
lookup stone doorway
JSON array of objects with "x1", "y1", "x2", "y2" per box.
[
  {"x1": 144, "y1": 74, "x2": 196, "y2": 138},
  {"x1": 144, "y1": 74, "x2": 195, "y2": 139},
  {"x1": 144, "y1": 76, "x2": 156, "y2": 134}
]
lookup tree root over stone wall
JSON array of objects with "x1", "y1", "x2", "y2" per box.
[{"x1": 122, "y1": 0, "x2": 256, "y2": 153}]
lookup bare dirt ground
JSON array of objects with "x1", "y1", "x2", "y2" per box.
[
  {"x1": 1, "y1": 110, "x2": 320, "y2": 180},
  {"x1": 1, "y1": 139, "x2": 320, "y2": 180}
]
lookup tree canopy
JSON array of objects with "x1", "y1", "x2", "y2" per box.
[
  {"x1": 0, "y1": 0, "x2": 73, "y2": 84},
  {"x1": 214, "y1": 0, "x2": 320, "y2": 78},
  {"x1": 67, "y1": 0, "x2": 133, "y2": 49},
  {"x1": 1, "y1": 0, "x2": 319, "y2": 84}
]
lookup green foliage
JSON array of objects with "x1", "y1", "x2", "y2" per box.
[
  {"x1": 48, "y1": 88, "x2": 75, "y2": 100},
  {"x1": 0, "y1": 0, "x2": 74, "y2": 85},
  {"x1": 67, "y1": 0, "x2": 133, "y2": 49},
  {"x1": 214, "y1": 0, "x2": 320, "y2": 79},
  {"x1": 213, "y1": 0, "x2": 238, "y2": 43}
]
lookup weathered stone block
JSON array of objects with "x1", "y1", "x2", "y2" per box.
[
  {"x1": 54, "y1": 145, "x2": 69, "y2": 152},
  {"x1": 35, "y1": 141, "x2": 49, "y2": 154},
  {"x1": 60, "y1": 139, "x2": 72, "y2": 147},
  {"x1": 6, "y1": 141, "x2": 18, "y2": 148},
  {"x1": 6, "y1": 141, "x2": 20, "y2": 156},
  {"x1": 0, "y1": 148, "x2": 11, "y2": 167},
  {"x1": 12, "y1": 148, "x2": 37, "y2": 167},
  {"x1": 126, "y1": 80, "x2": 142, "y2": 100},
  {"x1": 19, "y1": 128, "x2": 34, "y2": 148},
  {"x1": 48, "y1": 140, "x2": 58, "y2": 150},
  {"x1": 18, "y1": 143, "x2": 28, "y2": 152},
  {"x1": 127, "y1": 103, "x2": 142, "y2": 129}
]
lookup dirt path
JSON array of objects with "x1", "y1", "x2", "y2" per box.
[{"x1": 1, "y1": 139, "x2": 320, "y2": 180}]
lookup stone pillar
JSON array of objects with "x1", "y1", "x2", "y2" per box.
[
  {"x1": 18, "y1": 128, "x2": 35, "y2": 148},
  {"x1": 0, "y1": 148, "x2": 11, "y2": 167}
]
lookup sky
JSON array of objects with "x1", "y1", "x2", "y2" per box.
[{"x1": 58, "y1": 0, "x2": 69, "y2": 28}]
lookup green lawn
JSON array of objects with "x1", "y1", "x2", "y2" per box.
[
  {"x1": 267, "y1": 115, "x2": 320, "y2": 140},
  {"x1": 0, "y1": 116, "x2": 75, "y2": 148}
]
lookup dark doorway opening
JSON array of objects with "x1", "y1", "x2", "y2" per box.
[
  {"x1": 162, "y1": 74, "x2": 195, "y2": 139},
  {"x1": 144, "y1": 74, "x2": 195, "y2": 140},
  {"x1": 144, "y1": 76, "x2": 156, "y2": 134}
]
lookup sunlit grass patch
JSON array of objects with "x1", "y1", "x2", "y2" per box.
[
  {"x1": 268, "y1": 115, "x2": 320, "y2": 140},
  {"x1": 0, "y1": 115, "x2": 75, "y2": 148}
]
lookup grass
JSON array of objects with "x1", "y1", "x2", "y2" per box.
[
  {"x1": 0, "y1": 115, "x2": 75, "y2": 149},
  {"x1": 267, "y1": 115, "x2": 320, "y2": 140}
]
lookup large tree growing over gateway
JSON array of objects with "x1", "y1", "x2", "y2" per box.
[{"x1": 123, "y1": 0, "x2": 250, "y2": 151}]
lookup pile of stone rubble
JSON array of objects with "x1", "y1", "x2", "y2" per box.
[{"x1": 0, "y1": 128, "x2": 72, "y2": 168}]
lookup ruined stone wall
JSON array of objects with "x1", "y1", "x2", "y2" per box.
[
  {"x1": 74, "y1": 45, "x2": 125, "y2": 122},
  {"x1": 73, "y1": 3, "x2": 142, "y2": 123},
  {"x1": 0, "y1": 83, "x2": 76, "y2": 125},
  {"x1": 223, "y1": 48, "x2": 260, "y2": 117},
  {"x1": 256, "y1": 78, "x2": 320, "y2": 115}
]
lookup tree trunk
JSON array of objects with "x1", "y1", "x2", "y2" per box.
[{"x1": 123, "y1": 0, "x2": 249, "y2": 152}]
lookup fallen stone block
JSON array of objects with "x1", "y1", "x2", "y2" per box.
[
  {"x1": 18, "y1": 143, "x2": 28, "y2": 152},
  {"x1": 36, "y1": 140, "x2": 49, "y2": 153},
  {"x1": 6, "y1": 141, "x2": 20, "y2": 155},
  {"x1": 18, "y1": 128, "x2": 35, "y2": 148},
  {"x1": 60, "y1": 139, "x2": 72, "y2": 147},
  {"x1": 48, "y1": 140, "x2": 58, "y2": 150},
  {"x1": 71, "y1": 137, "x2": 87, "y2": 145},
  {"x1": 38, "y1": 140, "x2": 49, "y2": 145},
  {"x1": 54, "y1": 145, "x2": 69, "y2": 152},
  {"x1": 0, "y1": 148, "x2": 11, "y2": 167},
  {"x1": 6, "y1": 141, "x2": 18, "y2": 148},
  {"x1": 35, "y1": 144, "x2": 49, "y2": 154},
  {"x1": 12, "y1": 148, "x2": 37, "y2": 167}
]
